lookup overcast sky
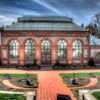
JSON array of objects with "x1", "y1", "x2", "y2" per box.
[{"x1": 0, "y1": 0, "x2": 99, "y2": 26}]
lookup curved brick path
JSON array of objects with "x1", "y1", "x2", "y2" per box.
[
  {"x1": 0, "y1": 69, "x2": 100, "y2": 100},
  {"x1": 2, "y1": 80, "x2": 35, "y2": 90}
]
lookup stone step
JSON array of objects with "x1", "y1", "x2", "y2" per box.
[
  {"x1": 40, "y1": 65, "x2": 52, "y2": 67},
  {"x1": 40, "y1": 66, "x2": 53, "y2": 71}
]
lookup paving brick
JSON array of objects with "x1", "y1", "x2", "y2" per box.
[{"x1": 0, "y1": 69, "x2": 100, "y2": 100}]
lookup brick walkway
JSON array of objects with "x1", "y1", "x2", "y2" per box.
[
  {"x1": 36, "y1": 71, "x2": 76, "y2": 100},
  {"x1": 0, "y1": 69, "x2": 100, "y2": 100}
]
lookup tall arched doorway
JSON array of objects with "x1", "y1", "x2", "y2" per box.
[{"x1": 41, "y1": 40, "x2": 51, "y2": 65}]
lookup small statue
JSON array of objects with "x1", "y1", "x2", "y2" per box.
[
  {"x1": 71, "y1": 73, "x2": 75, "y2": 85},
  {"x1": 26, "y1": 80, "x2": 30, "y2": 85}
]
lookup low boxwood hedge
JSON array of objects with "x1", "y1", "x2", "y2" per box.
[
  {"x1": 0, "y1": 93, "x2": 26, "y2": 100},
  {"x1": 92, "y1": 92, "x2": 100, "y2": 100}
]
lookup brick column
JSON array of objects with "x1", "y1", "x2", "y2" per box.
[
  {"x1": 36, "y1": 45, "x2": 40, "y2": 65},
  {"x1": 68, "y1": 45, "x2": 72, "y2": 64},
  {"x1": 51, "y1": 45, "x2": 56, "y2": 65},
  {"x1": 1, "y1": 45, "x2": 8, "y2": 65},
  {"x1": 19, "y1": 45, "x2": 24, "y2": 65}
]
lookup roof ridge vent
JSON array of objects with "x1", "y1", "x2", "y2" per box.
[{"x1": 18, "y1": 16, "x2": 73, "y2": 23}]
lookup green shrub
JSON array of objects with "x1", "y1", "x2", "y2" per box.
[
  {"x1": 71, "y1": 89, "x2": 79, "y2": 100},
  {"x1": 0, "y1": 78, "x2": 3, "y2": 82},
  {"x1": 88, "y1": 58, "x2": 95, "y2": 66},
  {"x1": 33, "y1": 59, "x2": 38, "y2": 66},
  {"x1": 0, "y1": 93, "x2": 26, "y2": 100},
  {"x1": 0, "y1": 61, "x2": 1, "y2": 66},
  {"x1": 55, "y1": 60, "x2": 60, "y2": 66},
  {"x1": 92, "y1": 92, "x2": 100, "y2": 100}
]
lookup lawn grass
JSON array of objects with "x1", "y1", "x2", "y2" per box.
[
  {"x1": 60, "y1": 72, "x2": 100, "y2": 79},
  {"x1": 0, "y1": 74, "x2": 38, "y2": 79},
  {"x1": 92, "y1": 91, "x2": 100, "y2": 100},
  {"x1": 0, "y1": 93, "x2": 26, "y2": 100}
]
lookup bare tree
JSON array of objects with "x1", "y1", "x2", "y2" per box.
[
  {"x1": 91, "y1": 13, "x2": 100, "y2": 31},
  {"x1": 86, "y1": 13, "x2": 100, "y2": 36}
]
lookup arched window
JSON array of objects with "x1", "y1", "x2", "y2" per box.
[
  {"x1": 9, "y1": 40, "x2": 19, "y2": 59},
  {"x1": 25, "y1": 40, "x2": 35, "y2": 60},
  {"x1": 57, "y1": 40, "x2": 67, "y2": 59},
  {"x1": 96, "y1": 53, "x2": 100, "y2": 59},
  {"x1": 41, "y1": 40, "x2": 51, "y2": 54},
  {"x1": 73, "y1": 40, "x2": 82, "y2": 59}
]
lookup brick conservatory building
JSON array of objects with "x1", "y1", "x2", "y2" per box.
[{"x1": 0, "y1": 16, "x2": 100, "y2": 66}]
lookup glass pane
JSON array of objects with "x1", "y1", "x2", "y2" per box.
[
  {"x1": 57, "y1": 40, "x2": 67, "y2": 59},
  {"x1": 25, "y1": 40, "x2": 35, "y2": 60},
  {"x1": 9, "y1": 40, "x2": 19, "y2": 59},
  {"x1": 73, "y1": 40, "x2": 82, "y2": 59}
]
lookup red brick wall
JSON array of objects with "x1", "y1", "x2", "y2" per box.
[{"x1": 1, "y1": 30, "x2": 90, "y2": 65}]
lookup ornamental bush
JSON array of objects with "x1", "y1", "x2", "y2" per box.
[
  {"x1": 88, "y1": 58, "x2": 95, "y2": 66},
  {"x1": 0, "y1": 93, "x2": 26, "y2": 100}
]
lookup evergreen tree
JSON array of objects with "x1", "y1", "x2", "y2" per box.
[
  {"x1": 81, "y1": 23, "x2": 84, "y2": 28},
  {"x1": 86, "y1": 23, "x2": 98, "y2": 35}
]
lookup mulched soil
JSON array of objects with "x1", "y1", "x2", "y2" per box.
[
  {"x1": 65, "y1": 76, "x2": 90, "y2": 87},
  {"x1": 0, "y1": 82, "x2": 9, "y2": 90},
  {"x1": 9, "y1": 78, "x2": 38, "y2": 88},
  {"x1": 0, "y1": 82, "x2": 24, "y2": 92},
  {"x1": 0, "y1": 81, "x2": 36, "y2": 92},
  {"x1": 0, "y1": 76, "x2": 38, "y2": 92},
  {"x1": 71, "y1": 76, "x2": 100, "y2": 90}
]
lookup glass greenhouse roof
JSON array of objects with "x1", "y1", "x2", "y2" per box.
[
  {"x1": 90, "y1": 35, "x2": 100, "y2": 46},
  {"x1": 4, "y1": 16, "x2": 87, "y2": 31}
]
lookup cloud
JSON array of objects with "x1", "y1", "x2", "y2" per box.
[
  {"x1": 0, "y1": 5, "x2": 42, "y2": 26},
  {"x1": 0, "y1": 15, "x2": 15, "y2": 26},
  {"x1": 31, "y1": 0, "x2": 62, "y2": 15},
  {"x1": 0, "y1": 0, "x2": 100, "y2": 26}
]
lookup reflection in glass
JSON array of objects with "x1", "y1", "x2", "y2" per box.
[
  {"x1": 25, "y1": 40, "x2": 35, "y2": 60},
  {"x1": 9, "y1": 40, "x2": 19, "y2": 59},
  {"x1": 73, "y1": 40, "x2": 82, "y2": 59},
  {"x1": 57, "y1": 40, "x2": 67, "y2": 59}
]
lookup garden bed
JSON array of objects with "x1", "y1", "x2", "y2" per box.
[
  {"x1": 0, "y1": 93, "x2": 26, "y2": 100},
  {"x1": 10, "y1": 77, "x2": 38, "y2": 88},
  {"x1": 60, "y1": 72, "x2": 100, "y2": 100},
  {"x1": 60, "y1": 73, "x2": 90, "y2": 87},
  {"x1": 0, "y1": 74, "x2": 38, "y2": 91}
]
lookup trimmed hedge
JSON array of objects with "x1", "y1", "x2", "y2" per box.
[
  {"x1": 92, "y1": 92, "x2": 100, "y2": 100},
  {"x1": 0, "y1": 74, "x2": 38, "y2": 79},
  {"x1": 0, "y1": 93, "x2": 26, "y2": 100}
]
